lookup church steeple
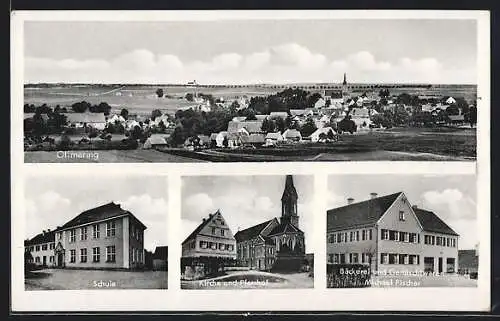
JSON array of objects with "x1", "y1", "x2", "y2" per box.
[
  {"x1": 281, "y1": 175, "x2": 299, "y2": 227},
  {"x1": 343, "y1": 72, "x2": 347, "y2": 85}
]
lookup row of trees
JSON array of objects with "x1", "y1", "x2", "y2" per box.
[
  {"x1": 24, "y1": 101, "x2": 112, "y2": 115},
  {"x1": 248, "y1": 89, "x2": 322, "y2": 114}
]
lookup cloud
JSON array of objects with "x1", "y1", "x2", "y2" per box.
[
  {"x1": 25, "y1": 44, "x2": 474, "y2": 84},
  {"x1": 24, "y1": 191, "x2": 72, "y2": 239},
  {"x1": 120, "y1": 194, "x2": 168, "y2": 251},
  {"x1": 420, "y1": 188, "x2": 477, "y2": 250}
]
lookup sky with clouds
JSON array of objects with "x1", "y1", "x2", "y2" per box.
[
  {"x1": 24, "y1": 19, "x2": 477, "y2": 84},
  {"x1": 181, "y1": 175, "x2": 314, "y2": 253},
  {"x1": 327, "y1": 174, "x2": 477, "y2": 250},
  {"x1": 24, "y1": 176, "x2": 168, "y2": 252}
]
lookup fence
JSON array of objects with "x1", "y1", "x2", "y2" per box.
[{"x1": 327, "y1": 263, "x2": 371, "y2": 288}]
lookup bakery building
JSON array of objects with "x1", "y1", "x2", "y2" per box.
[{"x1": 327, "y1": 192, "x2": 459, "y2": 274}]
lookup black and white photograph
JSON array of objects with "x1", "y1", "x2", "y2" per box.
[
  {"x1": 326, "y1": 174, "x2": 478, "y2": 288},
  {"x1": 22, "y1": 18, "x2": 479, "y2": 163},
  {"x1": 180, "y1": 175, "x2": 314, "y2": 289},
  {"x1": 23, "y1": 175, "x2": 168, "y2": 290}
]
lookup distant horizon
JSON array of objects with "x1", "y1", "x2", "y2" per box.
[{"x1": 24, "y1": 82, "x2": 478, "y2": 86}]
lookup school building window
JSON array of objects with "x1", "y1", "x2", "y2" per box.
[
  {"x1": 381, "y1": 229, "x2": 389, "y2": 240},
  {"x1": 49, "y1": 243, "x2": 55, "y2": 250},
  {"x1": 93, "y1": 224, "x2": 100, "y2": 239},
  {"x1": 80, "y1": 248, "x2": 87, "y2": 263},
  {"x1": 106, "y1": 221, "x2": 116, "y2": 237},
  {"x1": 106, "y1": 246, "x2": 116, "y2": 262},
  {"x1": 35, "y1": 245, "x2": 40, "y2": 251},
  {"x1": 70, "y1": 229, "x2": 76, "y2": 243},
  {"x1": 92, "y1": 247, "x2": 100, "y2": 262},
  {"x1": 42, "y1": 244, "x2": 48, "y2": 251},
  {"x1": 81, "y1": 226, "x2": 88, "y2": 241},
  {"x1": 70, "y1": 249, "x2": 76, "y2": 263}
]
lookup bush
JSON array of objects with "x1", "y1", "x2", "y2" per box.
[{"x1": 326, "y1": 263, "x2": 371, "y2": 288}]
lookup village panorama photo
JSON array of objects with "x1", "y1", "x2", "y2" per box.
[
  {"x1": 180, "y1": 175, "x2": 314, "y2": 289},
  {"x1": 23, "y1": 175, "x2": 169, "y2": 290},
  {"x1": 21, "y1": 16, "x2": 479, "y2": 163},
  {"x1": 325, "y1": 174, "x2": 478, "y2": 289}
]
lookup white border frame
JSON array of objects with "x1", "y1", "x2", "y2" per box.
[{"x1": 10, "y1": 10, "x2": 490, "y2": 312}]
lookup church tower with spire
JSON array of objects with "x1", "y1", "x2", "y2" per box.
[
  {"x1": 281, "y1": 175, "x2": 299, "y2": 228},
  {"x1": 341, "y1": 72, "x2": 350, "y2": 99}
]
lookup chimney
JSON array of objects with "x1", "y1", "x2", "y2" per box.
[
  {"x1": 370, "y1": 192, "x2": 378, "y2": 199},
  {"x1": 347, "y1": 197, "x2": 354, "y2": 205},
  {"x1": 412, "y1": 205, "x2": 418, "y2": 210}
]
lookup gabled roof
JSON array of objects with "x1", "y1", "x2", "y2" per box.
[
  {"x1": 327, "y1": 192, "x2": 402, "y2": 231},
  {"x1": 234, "y1": 219, "x2": 275, "y2": 242},
  {"x1": 25, "y1": 229, "x2": 57, "y2": 246},
  {"x1": 241, "y1": 134, "x2": 265, "y2": 144},
  {"x1": 413, "y1": 208, "x2": 459, "y2": 236},
  {"x1": 60, "y1": 202, "x2": 147, "y2": 231},
  {"x1": 182, "y1": 210, "x2": 220, "y2": 245},
  {"x1": 65, "y1": 112, "x2": 106, "y2": 123},
  {"x1": 268, "y1": 222, "x2": 303, "y2": 235},
  {"x1": 227, "y1": 121, "x2": 263, "y2": 134},
  {"x1": 153, "y1": 246, "x2": 168, "y2": 260},
  {"x1": 265, "y1": 132, "x2": 283, "y2": 140},
  {"x1": 282, "y1": 129, "x2": 302, "y2": 139},
  {"x1": 350, "y1": 108, "x2": 370, "y2": 118}
]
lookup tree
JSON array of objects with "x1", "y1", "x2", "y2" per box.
[
  {"x1": 151, "y1": 109, "x2": 162, "y2": 121},
  {"x1": 379, "y1": 88, "x2": 390, "y2": 98},
  {"x1": 337, "y1": 116, "x2": 357, "y2": 134},
  {"x1": 88, "y1": 128, "x2": 98, "y2": 142},
  {"x1": 57, "y1": 134, "x2": 72, "y2": 150},
  {"x1": 299, "y1": 118, "x2": 317, "y2": 137},
  {"x1": 71, "y1": 101, "x2": 91, "y2": 113},
  {"x1": 158, "y1": 120, "x2": 167, "y2": 133},
  {"x1": 185, "y1": 93, "x2": 194, "y2": 102},
  {"x1": 446, "y1": 105, "x2": 460, "y2": 116},
  {"x1": 229, "y1": 100, "x2": 240, "y2": 113},
  {"x1": 156, "y1": 88, "x2": 164, "y2": 98},
  {"x1": 120, "y1": 108, "x2": 129, "y2": 120},
  {"x1": 275, "y1": 117, "x2": 286, "y2": 133},
  {"x1": 261, "y1": 118, "x2": 276, "y2": 133},
  {"x1": 130, "y1": 125, "x2": 144, "y2": 140}
]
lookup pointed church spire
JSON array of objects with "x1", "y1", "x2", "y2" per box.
[
  {"x1": 281, "y1": 175, "x2": 298, "y2": 201},
  {"x1": 343, "y1": 72, "x2": 347, "y2": 85},
  {"x1": 281, "y1": 175, "x2": 299, "y2": 228}
]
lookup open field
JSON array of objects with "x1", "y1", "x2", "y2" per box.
[
  {"x1": 25, "y1": 269, "x2": 168, "y2": 290},
  {"x1": 24, "y1": 83, "x2": 477, "y2": 115},
  {"x1": 181, "y1": 270, "x2": 313, "y2": 290},
  {"x1": 24, "y1": 127, "x2": 475, "y2": 163}
]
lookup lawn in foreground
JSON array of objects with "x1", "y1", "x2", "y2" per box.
[
  {"x1": 25, "y1": 269, "x2": 168, "y2": 290},
  {"x1": 181, "y1": 270, "x2": 314, "y2": 290}
]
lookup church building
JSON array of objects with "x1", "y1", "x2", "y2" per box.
[{"x1": 234, "y1": 175, "x2": 306, "y2": 272}]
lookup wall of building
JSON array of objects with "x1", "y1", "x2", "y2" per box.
[
  {"x1": 326, "y1": 226, "x2": 377, "y2": 269},
  {"x1": 184, "y1": 235, "x2": 236, "y2": 258},
  {"x1": 59, "y1": 217, "x2": 125, "y2": 269},
  {"x1": 420, "y1": 231, "x2": 459, "y2": 273},
  {"x1": 377, "y1": 197, "x2": 424, "y2": 273},
  {"x1": 237, "y1": 238, "x2": 276, "y2": 270},
  {"x1": 128, "y1": 218, "x2": 145, "y2": 269},
  {"x1": 26, "y1": 241, "x2": 56, "y2": 267}
]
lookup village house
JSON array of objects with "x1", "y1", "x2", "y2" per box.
[
  {"x1": 282, "y1": 129, "x2": 302, "y2": 142},
  {"x1": 264, "y1": 132, "x2": 284, "y2": 146},
  {"x1": 458, "y1": 243, "x2": 479, "y2": 277},
  {"x1": 269, "y1": 112, "x2": 289, "y2": 120},
  {"x1": 309, "y1": 127, "x2": 336, "y2": 143},
  {"x1": 24, "y1": 229, "x2": 57, "y2": 267},
  {"x1": 234, "y1": 176, "x2": 306, "y2": 271},
  {"x1": 106, "y1": 114, "x2": 126, "y2": 125},
  {"x1": 241, "y1": 134, "x2": 265, "y2": 147},
  {"x1": 327, "y1": 192, "x2": 459, "y2": 274},
  {"x1": 52, "y1": 202, "x2": 147, "y2": 269},
  {"x1": 65, "y1": 112, "x2": 106, "y2": 131},
  {"x1": 152, "y1": 246, "x2": 168, "y2": 271},
  {"x1": 349, "y1": 107, "x2": 372, "y2": 129},
  {"x1": 181, "y1": 210, "x2": 237, "y2": 279},
  {"x1": 314, "y1": 97, "x2": 326, "y2": 109},
  {"x1": 143, "y1": 134, "x2": 169, "y2": 149}
]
